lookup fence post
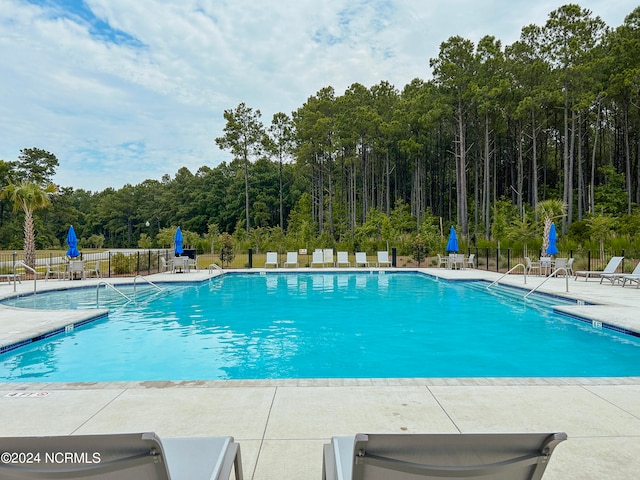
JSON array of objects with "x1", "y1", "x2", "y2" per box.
[
  {"x1": 495, "y1": 249, "x2": 499, "y2": 272},
  {"x1": 248, "y1": 248, "x2": 253, "y2": 268},
  {"x1": 148, "y1": 250, "x2": 151, "y2": 275},
  {"x1": 485, "y1": 248, "x2": 489, "y2": 271},
  {"x1": 391, "y1": 247, "x2": 397, "y2": 267},
  {"x1": 587, "y1": 250, "x2": 591, "y2": 272},
  {"x1": 108, "y1": 251, "x2": 112, "y2": 278},
  {"x1": 507, "y1": 249, "x2": 511, "y2": 271}
]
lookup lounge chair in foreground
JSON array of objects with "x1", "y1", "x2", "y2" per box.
[
  {"x1": 265, "y1": 251, "x2": 278, "y2": 268},
  {"x1": 284, "y1": 251, "x2": 299, "y2": 267},
  {"x1": 355, "y1": 252, "x2": 370, "y2": 267},
  {"x1": 336, "y1": 251, "x2": 351, "y2": 267},
  {"x1": 600, "y1": 261, "x2": 640, "y2": 285},
  {"x1": 573, "y1": 256, "x2": 623, "y2": 281},
  {"x1": 322, "y1": 432, "x2": 566, "y2": 480},
  {"x1": 0, "y1": 432, "x2": 243, "y2": 480},
  {"x1": 376, "y1": 251, "x2": 392, "y2": 267}
]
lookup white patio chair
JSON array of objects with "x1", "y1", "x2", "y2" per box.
[
  {"x1": 264, "y1": 251, "x2": 278, "y2": 268},
  {"x1": 284, "y1": 251, "x2": 299, "y2": 267},
  {"x1": 336, "y1": 251, "x2": 351, "y2": 267},
  {"x1": 355, "y1": 252, "x2": 370, "y2": 267},
  {"x1": 377, "y1": 251, "x2": 391, "y2": 267}
]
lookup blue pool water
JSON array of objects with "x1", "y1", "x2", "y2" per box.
[{"x1": 1, "y1": 272, "x2": 639, "y2": 382}]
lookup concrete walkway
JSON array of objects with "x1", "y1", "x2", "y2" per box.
[{"x1": 1, "y1": 268, "x2": 640, "y2": 479}]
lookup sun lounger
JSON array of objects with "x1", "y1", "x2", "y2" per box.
[
  {"x1": 336, "y1": 251, "x2": 351, "y2": 267},
  {"x1": 0, "y1": 432, "x2": 243, "y2": 479},
  {"x1": 311, "y1": 250, "x2": 325, "y2": 267},
  {"x1": 355, "y1": 252, "x2": 370, "y2": 267},
  {"x1": 265, "y1": 251, "x2": 278, "y2": 268},
  {"x1": 322, "y1": 432, "x2": 566, "y2": 480},
  {"x1": 574, "y1": 256, "x2": 623, "y2": 281},
  {"x1": 324, "y1": 248, "x2": 335, "y2": 267},
  {"x1": 284, "y1": 251, "x2": 299, "y2": 267},
  {"x1": 600, "y1": 261, "x2": 640, "y2": 285},
  {"x1": 376, "y1": 251, "x2": 391, "y2": 267}
]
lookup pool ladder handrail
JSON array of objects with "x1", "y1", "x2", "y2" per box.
[
  {"x1": 208, "y1": 263, "x2": 223, "y2": 273},
  {"x1": 96, "y1": 281, "x2": 132, "y2": 307},
  {"x1": 133, "y1": 275, "x2": 163, "y2": 295},
  {"x1": 486, "y1": 263, "x2": 527, "y2": 289},
  {"x1": 524, "y1": 267, "x2": 569, "y2": 299},
  {"x1": 15, "y1": 261, "x2": 38, "y2": 294}
]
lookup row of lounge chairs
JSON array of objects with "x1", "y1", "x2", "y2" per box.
[
  {"x1": 524, "y1": 255, "x2": 640, "y2": 287},
  {"x1": 265, "y1": 250, "x2": 392, "y2": 268},
  {"x1": 0, "y1": 430, "x2": 566, "y2": 479}
]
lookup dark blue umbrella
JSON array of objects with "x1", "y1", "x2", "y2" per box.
[
  {"x1": 445, "y1": 226, "x2": 459, "y2": 253},
  {"x1": 66, "y1": 225, "x2": 80, "y2": 258},
  {"x1": 547, "y1": 222, "x2": 558, "y2": 255},
  {"x1": 174, "y1": 226, "x2": 184, "y2": 256}
]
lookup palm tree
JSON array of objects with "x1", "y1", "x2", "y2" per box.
[
  {"x1": 0, "y1": 180, "x2": 57, "y2": 268},
  {"x1": 536, "y1": 199, "x2": 566, "y2": 254}
]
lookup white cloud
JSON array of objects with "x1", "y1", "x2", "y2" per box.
[{"x1": 0, "y1": 0, "x2": 636, "y2": 191}]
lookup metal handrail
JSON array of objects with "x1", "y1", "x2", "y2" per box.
[
  {"x1": 16, "y1": 261, "x2": 37, "y2": 294},
  {"x1": 208, "y1": 263, "x2": 223, "y2": 273},
  {"x1": 133, "y1": 275, "x2": 163, "y2": 295},
  {"x1": 524, "y1": 267, "x2": 569, "y2": 299},
  {"x1": 96, "y1": 281, "x2": 132, "y2": 307},
  {"x1": 487, "y1": 263, "x2": 527, "y2": 289}
]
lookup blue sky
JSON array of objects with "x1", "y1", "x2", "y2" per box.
[{"x1": 0, "y1": 0, "x2": 636, "y2": 192}]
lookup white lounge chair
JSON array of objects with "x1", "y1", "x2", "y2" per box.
[
  {"x1": 607, "y1": 261, "x2": 640, "y2": 286},
  {"x1": 355, "y1": 252, "x2": 370, "y2": 267},
  {"x1": 336, "y1": 251, "x2": 351, "y2": 267},
  {"x1": 265, "y1": 251, "x2": 278, "y2": 268},
  {"x1": 284, "y1": 251, "x2": 299, "y2": 267},
  {"x1": 574, "y1": 256, "x2": 624, "y2": 281},
  {"x1": 311, "y1": 250, "x2": 325, "y2": 267},
  {"x1": 324, "y1": 248, "x2": 335, "y2": 267},
  {"x1": 377, "y1": 251, "x2": 391, "y2": 267},
  {"x1": 622, "y1": 263, "x2": 640, "y2": 288},
  {"x1": 322, "y1": 432, "x2": 566, "y2": 480},
  {"x1": 0, "y1": 432, "x2": 243, "y2": 479}
]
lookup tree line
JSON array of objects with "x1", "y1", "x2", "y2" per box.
[{"x1": 2, "y1": 4, "x2": 640, "y2": 259}]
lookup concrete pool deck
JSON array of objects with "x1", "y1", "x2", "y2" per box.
[{"x1": 1, "y1": 268, "x2": 640, "y2": 479}]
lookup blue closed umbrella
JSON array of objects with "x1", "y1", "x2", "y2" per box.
[
  {"x1": 174, "y1": 226, "x2": 184, "y2": 256},
  {"x1": 66, "y1": 225, "x2": 80, "y2": 258},
  {"x1": 445, "y1": 226, "x2": 459, "y2": 253},
  {"x1": 547, "y1": 222, "x2": 558, "y2": 255}
]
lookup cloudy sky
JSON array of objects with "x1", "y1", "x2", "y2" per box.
[{"x1": 1, "y1": 0, "x2": 636, "y2": 192}]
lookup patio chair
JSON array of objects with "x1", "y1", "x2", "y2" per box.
[
  {"x1": 605, "y1": 261, "x2": 640, "y2": 286},
  {"x1": 324, "y1": 248, "x2": 335, "y2": 267},
  {"x1": 322, "y1": 432, "x2": 566, "y2": 480},
  {"x1": 284, "y1": 251, "x2": 299, "y2": 267},
  {"x1": 377, "y1": 251, "x2": 392, "y2": 267},
  {"x1": 265, "y1": 251, "x2": 278, "y2": 268},
  {"x1": 311, "y1": 250, "x2": 325, "y2": 267},
  {"x1": 0, "y1": 432, "x2": 243, "y2": 480},
  {"x1": 355, "y1": 252, "x2": 370, "y2": 267},
  {"x1": 336, "y1": 251, "x2": 351, "y2": 267},
  {"x1": 464, "y1": 253, "x2": 475, "y2": 269},
  {"x1": 84, "y1": 259, "x2": 102, "y2": 278},
  {"x1": 574, "y1": 256, "x2": 624, "y2": 281},
  {"x1": 566, "y1": 257, "x2": 574, "y2": 276},
  {"x1": 436, "y1": 254, "x2": 448, "y2": 268},
  {"x1": 553, "y1": 257, "x2": 568, "y2": 276},
  {"x1": 524, "y1": 257, "x2": 540, "y2": 276},
  {"x1": 160, "y1": 257, "x2": 171, "y2": 273},
  {"x1": 44, "y1": 260, "x2": 64, "y2": 280}
]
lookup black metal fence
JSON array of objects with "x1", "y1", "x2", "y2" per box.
[{"x1": 2, "y1": 247, "x2": 639, "y2": 278}]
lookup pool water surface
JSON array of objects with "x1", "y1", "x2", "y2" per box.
[{"x1": 1, "y1": 272, "x2": 639, "y2": 381}]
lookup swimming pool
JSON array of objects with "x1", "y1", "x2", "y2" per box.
[{"x1": 1, "y1": 272, "x2": 639, "y2": 382}]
